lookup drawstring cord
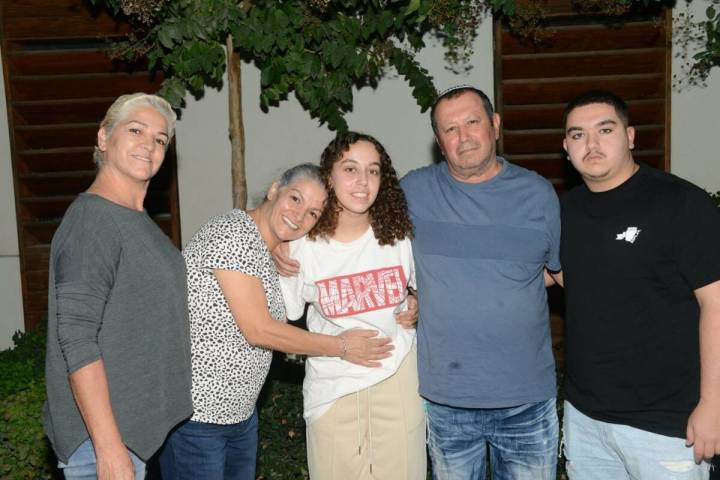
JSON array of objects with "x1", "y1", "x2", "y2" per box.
[
  {"x1": 355, "y1": 387, "x2": 375, "y2": 475},
  {"x1": 368, "y1": 386, "x2": 373, "y2": 475}
]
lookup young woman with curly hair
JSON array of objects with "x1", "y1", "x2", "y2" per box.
[{"x1": 278, "y1": 132, "x2": 425, "y2": 479}]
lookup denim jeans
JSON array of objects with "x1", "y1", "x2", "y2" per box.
[
  {"x1": 426, "y1": 397, "x2": 558, "y2": 480},
  {"x1": 58, "y1": 438, "x2": 146, "y2": 480},
  {"x1": 159, "y1": 409, "x2": 259, "y2": 480},
  {"x1": 563, "y1": 401, "x2": 710, "y2": 480}
]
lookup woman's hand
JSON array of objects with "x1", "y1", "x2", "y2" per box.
[
  {"x1": 339, "y1": 329, "x2": 394, "y2": 368},
  {"x1": 271, "y1": 242, "x2": 300, "y2": 277},
  {"x1": 395, "y1": 294, "x2": 418, "y2": 329},
  {"x1": 96, "y1": 443, "x2": 135, "y2": 480}
]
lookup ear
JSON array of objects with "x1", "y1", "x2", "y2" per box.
[
  {"x1": 626, "y1": 126, "x2": 636, "y2": 149},
  {"x1": 267, "y1": 182, "x2": 280, "y2": 201},
  {"x1": 563, "y1": 138, "x2": 568, "y2": 154},
  {"x1": 97, "y1": 127, "x2": 108, "y2": 152},
  {"x1": 434, "y1": 136, "x2": 445, "y2": 157},
  {"x1": 491, "y1": 113, "x2": 501, "y2": 140}
]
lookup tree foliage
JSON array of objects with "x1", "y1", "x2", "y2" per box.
[
  {"x1": 92, "y1": 0, "x2": 499, "y2": 132},
  {"x1": 92, "y1": 0, "x2": 719, "y2": 131}
]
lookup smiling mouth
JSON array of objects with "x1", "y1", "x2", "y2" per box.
[
  {"x1": 351, "y1": 192, "x2": 368, "y2": 199},
  {"x1": 131, "y1": 155, "x2": 151, "y2": 162},
  {"x1": 282, "y1": 216, "x2": 299, "y2": 230}
]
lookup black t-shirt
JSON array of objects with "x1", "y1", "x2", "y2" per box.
[{"x1": 561, "y1": 163, "x2": 720, "y2": 438}]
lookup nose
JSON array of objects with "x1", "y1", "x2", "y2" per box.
[
  {"x1": 291, "y1": 204, "x2": 306, "y2": 223},
  {"x1": 139, "y1": 133, "x2": 155, "y2": 151},
  {"x1": 586, "y1": 131, "x2": 599, "y2": 149},
  {"x1": 457, "y1": 125, "x2": 468, "y2": 142},
  {"x1": 357, "y1": 170, "x2": 368, "y2": 185}
]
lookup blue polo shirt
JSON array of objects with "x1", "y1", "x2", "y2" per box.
[{"x1": 401, "y1": 159, "x2": 560, "y2": 407}]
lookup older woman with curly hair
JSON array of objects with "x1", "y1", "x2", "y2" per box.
[{"x1": 278, "y1": 132, "x2": 425, "y2": 479}]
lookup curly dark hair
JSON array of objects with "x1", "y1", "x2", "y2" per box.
[{"x1": 308, "y1": 132, "x2": 413, "y2": 246}]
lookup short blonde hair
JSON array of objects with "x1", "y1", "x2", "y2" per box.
[{"x1": 93, "y1": 93, "x2": 177, "y2": 166}]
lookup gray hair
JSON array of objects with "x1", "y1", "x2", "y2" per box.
[
  {"x1": 277, "y1": 163, "x2": 323, "y2": 188},
  {"x1": 261, "y1": 163, "x2": 324, "y2": 203},
  {"x1": 93, "y1": 93, "x2": 177, "y2": 166}
]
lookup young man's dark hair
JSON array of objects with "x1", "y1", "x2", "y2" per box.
[
  {"x1": 430, "y1": 85, "x2": 495, "y2": 134},
  {"x1": 562, "y1": 90, "x2": 630, "y2": 128}
]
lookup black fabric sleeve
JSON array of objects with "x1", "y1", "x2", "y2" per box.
[{"x1": 673, "y1": 187, "x2": 720, "y2": 290}]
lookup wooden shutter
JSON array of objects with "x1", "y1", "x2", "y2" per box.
[
  {"x1": 495, "y1": 0, "x2": 671, "y2": 193},
  {"x1": 495, "y1": 3, "x2": 671, "y2": 364},
  {"x1": 1, "y1": 0, "x2": 181, "y2": 330}
]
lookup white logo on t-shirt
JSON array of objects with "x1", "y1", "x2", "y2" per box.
[{"x1": 616, "y1": 227, "x2": 641, "y2": 244}]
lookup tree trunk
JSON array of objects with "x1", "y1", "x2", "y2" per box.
[{"x1": 227, "y1": 34, "x2": 247, "y2": 209}]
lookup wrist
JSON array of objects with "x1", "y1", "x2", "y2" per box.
[{"x1": 337, "y1": 335, "x2": 347, "y2": 359}]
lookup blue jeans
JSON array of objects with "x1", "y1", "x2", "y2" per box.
[
  {"x1": 563, "y1": 401, "x2": 710, "y2": 480},
  {"x1": 159, "y1": 410, "x2": 259, "y2": 480},
  {"x1": 58, "y1": 438, "x2": 146, "y2": 480},
  {"x1": 426, "y1": 397, "x2": 558, "y2": 480}
]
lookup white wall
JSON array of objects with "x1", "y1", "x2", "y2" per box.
[
  {"x1": 671, "y1": 0, "x2": 720, "y2": 192},
  {"x1": 0, "y1": 46, "x2": 26, "y2": 350},
  {"x1": 175, "y1": 20, "x2": 495, "y2": 243}
]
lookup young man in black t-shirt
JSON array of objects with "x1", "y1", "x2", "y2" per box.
[{"x1": 553, "y1": 90, "x2": 720, "y2": 479}]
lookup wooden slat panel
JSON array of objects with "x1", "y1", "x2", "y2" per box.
[
  {"x1": 23, "y1": 246, "x2": 51, "y2": 272},
  {"x1": 17, "y1": 172, "x2": 95, "y2": 197},
  {"x1": 515, "y1": 0, "x2": 664, "y2": 18},
  {"x1": 22, "y1": 220, "x2": 60, "y2": 246},
  {"x1": 19, "y1": 196, "x2": 74, "y2": 222},
  {"x1": 502, "y1": 49, "x2": 666, "y2": 79},
  {"x1": 12, "y1": 98, "x2": 114, "y2": 125},
  {"x1": 7, "y1": 50, "x2": 145, "y2": 76},
  {"x1": 16, "y1": 148, "x2": 95, "y2": 173},
  {"x1": 24, "y1": 269, "x2": 49, "y2": 292},
  {"x1": 515, "y1": 0, "x2": 577, "y2": 16},
  {"x1": 11, "y1": 73, "x2": 164, "y2": 101},
  {"x1": 2, "y1": 15, "x2": 130, "y2": 40},
  {"x1": 501, "y1": 22, "x2": 665, "y2": 55},
  {"x1": 503, "y1": 100, "x2": 665, "y2": 129},
  {"x1": 3, "y1": 0, "x2": 95, "y2": 17},
  {"x1": 502, "y1": 74, "x2": 665, "y2": 105},
  {"x1": 505, "y1": 155, "x2": 573, "y2": 178},
  {"x1": 14, "y1": 123, "x2": 97, "y2": 150},
  {"x1": 503, "y1": 126, "x2": 664, "y2": 155}
]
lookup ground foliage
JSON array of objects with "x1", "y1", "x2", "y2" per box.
[{"x1": 0, "y1": 327, "x2": 56, "y2": 479}]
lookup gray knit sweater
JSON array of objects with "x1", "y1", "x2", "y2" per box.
[{"x1": 43, "y1": 193, "x2": 193, "y2": 463}]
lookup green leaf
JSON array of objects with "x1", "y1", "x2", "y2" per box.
[
  {"x1": 405, "y1": 0, "x2": 421, "y2": 16},
  {"x1": 158, "y1": 29, "x2": 173, "y2": 49},
  {"x1": 707, "y1": 6, "x2": 717, "y2": 19}
]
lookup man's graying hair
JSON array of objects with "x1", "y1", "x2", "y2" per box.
[{"x1": 430, "y1": 85, "x2": 495, "y2": 135}]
